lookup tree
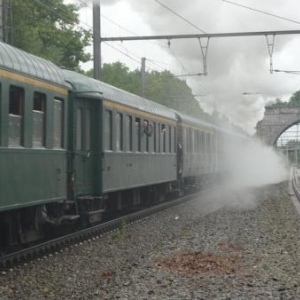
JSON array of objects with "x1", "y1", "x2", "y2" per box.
[
  {"x1": 290, "y1": 90, "x2": 300, "y2": 104},
  {"x1": 11, "y1": 0, "x2": 92, "y2": 71},
  {"x1": 86, "y1": 63, "x2": 211, "y2": 120}
]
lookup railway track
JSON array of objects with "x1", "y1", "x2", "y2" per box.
[
  {"x1": 292, "y1": 166, "x2": 300, "y2": 200},
  {"x1": 0, "y1": 192, "x2": 200, "y2": 268}
]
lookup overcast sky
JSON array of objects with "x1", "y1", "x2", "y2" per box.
[{"x1": 77, "y1": 0, "x2": 300, "y2": 135}]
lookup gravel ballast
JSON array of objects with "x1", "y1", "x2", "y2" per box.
[{"x1": 1, "y1": 181, "x2": 300, "y2": 299}]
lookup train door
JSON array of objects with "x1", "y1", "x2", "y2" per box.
[{"x1": 74, "y1": 98, "x2": 101, "y2": 196}]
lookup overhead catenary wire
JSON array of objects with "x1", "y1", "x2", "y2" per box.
[
  {"x1": 274, "y1": 70, "x2": 300, "y2": 75},
  {"x1": 154, "y1": 0, "x2": 207, "y2": 34},
  {"x1": 223, "y1": 0, "x2": 300, "y2": 26},
  {"x1": 104, "y1": 43, "x2": 164, "y2": 73}
]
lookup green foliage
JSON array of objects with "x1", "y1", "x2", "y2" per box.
[
  {"x1": 112, "y1": 229, "x2": 122, "y2": 240},
  {"x1": 111, "y1": 220, "x2": 127, "y2": 240},
  {"x1": 266, "y1": 91, "x2": 300, "y2": 108},
  {"x1": 290, "y1": 90, "x2": 300, "y2": 104},
  {"x1": 11, "y1": 0, "x2": 92, "y2": 71}
]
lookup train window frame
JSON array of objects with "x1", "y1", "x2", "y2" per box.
[
  {"x1": 194, "y1": 130, "x2": 198, "y2": 153},
  {"x1": 161, "y1": 124, "x2": 166, "y2": 153},
  {"x1": 32, "y1": 91, "x2": 46, "y2": 148},
  {"x1": 104, "y1": 109, "x2": 113, "y2": 151},
  {"x1": 8, "y1": 85, "x2": 24, "y2": 147},
  {"x1": 115, "y1": 112, "x2": 123, "y2": 151},
  {"x1": 126, "y1": 115, "x2": 133, "y2": 152},
  {"x1": 144, "y1": 119, "x2": 150, "y2": 153},
  {"x1": 135, "y1": 117, "x2": 141, "y2": 152},
  {"x1": 76, "y1": 108, "x2": 83, "y2": 151},
  {"x1": 85, "y1": 108, "x2": 91, "y2": 151},
  {"x1": 168, "y1": 125, "x2": 172, "y2": 153},
  {"x1": 157, "y1": 123, "x2": 161, "y2": 153},
  {"x1": 173, "y1": 127, "x2": 177, "y2": 153},
  {"x1": 183, "y1": 128, "x2": 187, "y2": 153},
  {"x1": 153, "y1": 122, "x2": 157, "y2": 153},
  {"x1": 53, "y1": 98, "x2": 64, "y2": 149}
]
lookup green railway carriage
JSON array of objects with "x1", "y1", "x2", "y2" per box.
[
  {"x1": 0, "y1": 42, "x2": 70, "y2": 209},
  {"x1": 176, "y1": 113, "x2": 217, "y2": 189},
  {"x1": 63, "y1": 70, "x2": 178, "y2": 212},
  {"x1": 0, "y1": 42, "x2": 70, "y2": 248}
]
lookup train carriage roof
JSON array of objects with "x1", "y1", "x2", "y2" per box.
[
  {"x1": 63, "y1": 69, "x2": 177, "y2": 121},
  {"x1": 176, "y1": 111, "x2": 215, "y2": 130},
  {"x1": 0, "y1": 41, "x2": 68, "y2": 87},
  {"x1": 177, "y1": 111, "x2": 249, "y2": 140}
]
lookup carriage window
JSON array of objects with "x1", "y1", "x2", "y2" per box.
[
  {"x1": 33, "y1": 92, "x2": 46, "y2": 148},
  {"x1": 183, "y1": 128, "x2": 187, "y2": 153},
  {"x1": 199, "y1": 131, "x2": 203, "y2": 152},
  {"x1": 158, "y1": 123, "x2": 161, "y2": 152},
  {"x1": 194, "y1": 130, "x2": 198, "y2": 153},
  {"x1": 76, "y1": 108, "x2": 82, "y2": 150},
  {"x1": 85, "y1": 109, "x2": 91, "y2": 150},
  {"x1": 161, "y1": 124, "x2": 166, "y2": 153},
  {"x1": 53, "y1": 99, "x2": 64, "y2": 148},
  {"x1": 153, "y1": 122, "x2": 157, "y2": 152},
  {"x1": 105, "y1": 110, "x2": 112, "y2": 150},
  {"x1": 173, "y1": 127, "x2": 177, "y2": 153},
  {"x1": 126, "y1": 115, "x2": 132, "y2": 151},
  {"x1": 190, "y1": 128, "x2": 194, "y2": 153},
  {"x1": 169, "y1": 125, "x2": 172, "y2": 153},
  {"x1": 144, "y1": 120, "x2": 149, "y2": 152},
  {"x1": 187, "y1": 128, "x2": 191, "y2": 153},
  {"x1": 116, "y1": 113, "x2": 123, "y2": 151},
  {"x1": 8, "y1": 85, "x2": 24, "y2": 147},
  {"x1": 205, "y1": 133, "x2": 209, "y2": 153},
  {"x1": 208, "y1": 133, "x2": 212, "y2": 152},
  {"x1": 135, "y1": 117, "x2": 141, "y2": 152}
]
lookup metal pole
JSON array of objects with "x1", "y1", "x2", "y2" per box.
[
  {"x1": 141, "y1": 57, "x2": 146, "y2": 96},
  {"x1": 93, "y1": 1, "x2": 101, "y2": 80}
]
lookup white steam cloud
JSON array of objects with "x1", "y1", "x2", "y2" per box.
[
  {"x1": 225, "y1": 139, "x2": 288, "y2": 188},
  {"x1": 206, "y1": 138, "x2": 289, "y2": 211},
  {"x1": 99, "y1": 0, "x2": 300, "y2": 134},
  {"x1": 193, "y1": 138, "x2": 289, "y2": 212}
]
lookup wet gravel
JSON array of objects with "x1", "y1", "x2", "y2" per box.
[{"x1": 1, "y1": 181, "x2": 300, "y2": 299}]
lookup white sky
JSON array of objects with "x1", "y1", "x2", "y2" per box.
[{"x1": 72, "y1": 0, "x2": 300, "y2": 135}]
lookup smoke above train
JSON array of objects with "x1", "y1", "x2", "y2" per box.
[{"x1": 97, "y1": 0, "x2": 300, "y2": 134}]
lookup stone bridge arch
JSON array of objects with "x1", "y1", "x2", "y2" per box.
[{"x1": 256, "y1": 104, "x2": 300, "y2": 145}]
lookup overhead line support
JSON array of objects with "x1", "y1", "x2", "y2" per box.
[
  {"x1": 100, "y1": 30, "x2": 300, "y2": 77},
  {"x1": 100, "y1": 30, "x2": 300, "y2": 42}
]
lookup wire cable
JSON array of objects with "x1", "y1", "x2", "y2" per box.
[
  {"x1": 154, "y1": 0, "x2": 207, "y2": 34},
  {"x1": 223, "y1": 0, "x2": 300, "y2": 26}
]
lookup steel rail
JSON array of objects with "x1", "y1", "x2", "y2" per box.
[{"x1": 292, "y1": 166, "x2": 300, "y2": 199}]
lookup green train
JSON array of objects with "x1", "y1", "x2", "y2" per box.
[{"x1": 0, "y1": 42, "x2": 246, "y2": 253}]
